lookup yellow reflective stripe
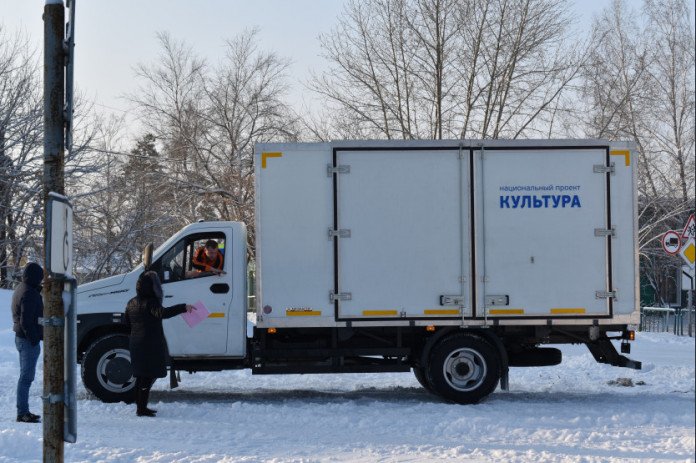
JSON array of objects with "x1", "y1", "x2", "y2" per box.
[
  {"x1": 489, "y1": 309, "x2": 524, "y2": 315},
  {"x1": 362, "y1": 310, "x2": 398, "y2": 316},
  {"x1": 285, "y1": 310, "x2": 322, "y2": 316},
  {"x1": 208, "y1": 312, "x2": 225, "y2": 318},
  {"x1": 261, "y1": 152, "x2": 282, "y2": 169},
  {"x1": 550, "y1": 308, "x2": 586, "y2": 314},
  {"x1": 610, "y1": 150, "x2": 630, "y2": 166},
  {"x1": 424, "y1": 309, "x2": 460, "y2": 315}
]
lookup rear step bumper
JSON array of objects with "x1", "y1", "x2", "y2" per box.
[{"x1": 585, "y1": 339, "x2": 642, "y2": 370}]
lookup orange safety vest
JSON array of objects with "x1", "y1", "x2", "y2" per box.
[{"x1": 192, "y1": 247, "x2": 224, "y2": 272}]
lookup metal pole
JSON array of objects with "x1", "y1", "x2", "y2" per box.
[
  {"x1": 43, "y1": 1, "x2": 65, "y2": 461},
  {"x1": 688, "y1": 271, "x2": 694, "y2": 337}
]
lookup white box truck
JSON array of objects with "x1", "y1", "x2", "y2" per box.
[{"x1": 76, "y1": 139, "x2": 641, "y2": 404}]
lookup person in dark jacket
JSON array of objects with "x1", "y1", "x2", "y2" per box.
[
  {"x1": 11, "y1": 262, "x2": 44, "y2": 423},
  {"x1": 124, "y1": 271, "x2": 193, "y2": 417}
]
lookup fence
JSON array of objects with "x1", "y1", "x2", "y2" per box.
[{"x1": 640, "y1": 307, "x2": 695, "y2": 336}]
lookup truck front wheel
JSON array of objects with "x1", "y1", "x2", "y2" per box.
[
  {"x1": 81, "y1": 334, "x2": 136, "y2": 403},
  {"x1": 426, "y1": 333, "x2": 500, "y2": 404}
]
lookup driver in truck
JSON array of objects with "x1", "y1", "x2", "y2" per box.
[{"x1": 189, "y1": 239, "x2": 224, "y2": 277}]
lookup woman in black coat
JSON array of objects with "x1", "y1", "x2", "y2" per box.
[{"x1": 124, "y1": 271, "x2": 192, "y2": 417}]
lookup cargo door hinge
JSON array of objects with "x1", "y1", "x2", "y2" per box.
[
  {"x1": 327, "y1": 164, "x2": 350, "y2": 176},
  {"x1": 328, "y1": 228, "x2": 351, "y2": 239},
  {"x1": 594, "y1": 228, "x2": 615, "y2": 237},
  {"x1": 593, "y1": 164, "x2": 615, "y2": 174},
  {"x1": 595, "y1": 290, "x2": 617, "y2": 299},
  {"x1": 330, "y1": 292, "x2": 352, "y2": 303}
]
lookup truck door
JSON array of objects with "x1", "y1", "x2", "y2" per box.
[
  {"x1": 150, "y1": 230, "x2": 233, "y2": 355},
  {"x1": 476, "y1": 146, "x2": 614, "y2": 319},
  {"x1": 333, "y1": 147, "x2": 471, "y2": 320}
]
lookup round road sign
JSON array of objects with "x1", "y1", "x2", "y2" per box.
[{"x1": 662, "y1": 230, "x2": 681, "y2": 255}]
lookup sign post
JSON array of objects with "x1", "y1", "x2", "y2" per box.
[
  {"x1": 46, "y1": 193, "x2": 77, "y2": 444},
  {"x1": 43, "y1": 1, "x2": 77, "y2": 460},
  {"x1": 43, "y1": 2, "x2": 67, "y2": 460},
  {"x1": 679, "y1": 215, "x2": 695, "y2": 338},
  {"x1": 683, "y1": 267, "x2": 694, "y2": 337},
  {"x1": 661, "y1": 214, "x2": 695, "y2": 338}
]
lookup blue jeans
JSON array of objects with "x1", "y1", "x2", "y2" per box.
[{"x1": 15, "y1": 336, "x2": 41, "y2": 415}]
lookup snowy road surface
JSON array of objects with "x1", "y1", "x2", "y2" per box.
[{"x1": 0, "y1": 289, "x2": 694, "y2": 462}]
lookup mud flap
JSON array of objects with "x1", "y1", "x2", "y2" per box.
[
  {"x1": 169, "y1": 367, "x2": 179, "y2": 389},
  {"x1": 585, "y1": 338, "x2": 642, "y2": 370},
  {"x1": 500, "y1": 369, "x2": 509, "y2": 391}
]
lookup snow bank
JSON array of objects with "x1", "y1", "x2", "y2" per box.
[{"x1": 0, "y1": 289, "x2": 693, "y2": 462}]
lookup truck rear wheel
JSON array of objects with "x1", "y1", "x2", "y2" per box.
[
  {"x1": 81, "y1": 334, "x2": 136, "y2": 403},
  {"x1": 426, "y1": 333, "x2": 500, "y2": 404}
]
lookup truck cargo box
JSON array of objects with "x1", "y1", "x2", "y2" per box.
[{"x1": 254, "y1": 140, "x2": 638, "y2": 329}]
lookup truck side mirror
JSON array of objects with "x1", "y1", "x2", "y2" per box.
[{"x1": 142, "y1": 243, "x2": 153, "y2": 271}]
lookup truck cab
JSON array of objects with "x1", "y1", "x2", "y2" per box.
[{"x1": 76, "y1": 221, "x2": 247, "y2": 402}]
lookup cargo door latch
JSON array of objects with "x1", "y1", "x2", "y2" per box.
[
  {"x1": 327, "y1": 164, "x2": 350, "y2": 176},
  {"x1": 593, "y1": 164, "x2": 615, "y2": 174},
  {"x1": 440, "y1": 295, "x2": 465, "y2": 306},
  {"x1": 330, "y1": 292, "x2": 352, "y2": 303},
  {"x1": 484, "y1": 295, "x2": 510, "y2": 306},
  {"x1": 594, "y1": 228, "x2": 615, "y2": 237},
  {"x1": 328, "y1": 228, "x2": 351, "y2": 239}
]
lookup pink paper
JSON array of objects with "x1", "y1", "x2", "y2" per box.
[{"x1": 181, "y1": 300, "x2": 210, "y2": 328}]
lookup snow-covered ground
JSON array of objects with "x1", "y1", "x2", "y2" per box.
[{"x1": 0, "y1": 289, "x2": 693, "y2": 462}]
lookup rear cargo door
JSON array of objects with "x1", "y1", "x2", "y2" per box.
[
  {"x1": 476, "y1": 146, "x2": 614, "y2": 319},
  {"x1": 333, "y1": 147, "x2": 470, "y2": 320}
]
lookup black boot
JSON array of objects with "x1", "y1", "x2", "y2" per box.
[
  {"x1": 142, "y1": 386, "x2": 157, "y2": 415},
  {"x1": 136, "y1": 386, "x2": 155, "y2": 417}
]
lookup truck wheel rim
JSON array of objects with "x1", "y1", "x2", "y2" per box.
[
  {"x1": 97, "y1": 348, "x2": 135, "y2": 393},
  {"x1": 442, "y1": 347, "x2": 487, "y2": 392}
]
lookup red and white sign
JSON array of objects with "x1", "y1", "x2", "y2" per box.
[
  {"x1": 662, "y1": 230, "x2": 682, "y2": 255},
  {"x1": 681, "y1": 213, "x2": 695, "y2": 241}
]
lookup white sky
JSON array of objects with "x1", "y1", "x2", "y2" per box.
[{"x1": 1, "y1": 0, "x2": 608, "y2": 135}]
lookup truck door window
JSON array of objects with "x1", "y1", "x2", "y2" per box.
[
  {"x1": 185, "y1": 235, "x2": 227, "y2": 279},
  {"x1": 152, "y1": 232, "x2": 227, "y2": 283}
]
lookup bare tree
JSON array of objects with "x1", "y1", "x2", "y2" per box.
[
  {"x1": 0, "y1": 24, "x2": 109, "y2": 286},
  {"x1": 129, "y1": 30, "x2": 299, "y2": 256},
  {"x1": 0, "y1": 26, "x2": 43, "y2": 287},
  {"x1": 643, "y1": 0, "x2": 695, "y2": 207},
  {"x1": 584, "y1": 0, "x2": 695, "y2": 303},
  {"x1": 71, "y1": 121, "x2": 181, "y2": 281},
  {"x1": 310, "y1": 0, "x2": 583, "y2": 140}
]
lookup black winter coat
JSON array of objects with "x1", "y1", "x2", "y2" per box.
[
  {"x1": 12, "y1": 262, "x2": 44, "y2": 346},
  {"x1": 124, "y1": 271, "x2": 186, "y2": 378}
]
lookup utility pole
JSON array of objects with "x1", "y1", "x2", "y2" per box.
[{"x1": 43, "y1": 1, "x2": 65, "y2": 461}]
